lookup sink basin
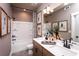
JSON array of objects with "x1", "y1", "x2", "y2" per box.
[
  {"x1": 41, "y1": 40, "x2": 56, "y2": 45},
  {"x1": 34, "y1": 37, "x2": 79, "y2": 56},
  {"x1": 43, "y1": 40, "x2": 77, "y2": 56},
  {"x1": 70, "y1": 44, "x2": 79, "y2": 50},
  {"x1": 69, "y1": 42, "x2": 79, "y2": 54},
  {"x1": 47, "y1": 45, "x2": 77, "y2": 56}
]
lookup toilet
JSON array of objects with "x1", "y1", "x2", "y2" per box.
[{"x1": 27, "y1": 44, "x2": 33, "y2": 55}]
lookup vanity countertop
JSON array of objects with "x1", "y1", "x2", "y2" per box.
[{"x1": 33, "y1": 37, "x2": 79, "y2": 56}]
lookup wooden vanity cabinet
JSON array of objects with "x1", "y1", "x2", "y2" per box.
[
  {"x1": 33, "y1": 40, "x2": 54, "y2": 56},
  {"x1": 42, "y1": 47, "x2": 54, "y2": 56},
  {"x1": 33, "y1": 40, "x2": 43, "y2": 56}
]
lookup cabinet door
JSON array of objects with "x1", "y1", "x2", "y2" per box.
[
  {"x1": 33, "y1": 45, "x2": 43, "y2": 56},
  {"x1": 43, "y1": 48, "x2": 54, "y2": 56},
  {"x1": 33, "y1": 40, "x2": 43, "y2": 56},
  {"x1": 36, "y1": 47, "x2": 42, "y2": 56},
  {"x1": 33, "y1": 46, "x2": 37, "y2": 56},
  {"x1": 33, "y1": 40, "x2": 54, "y2": 56}
]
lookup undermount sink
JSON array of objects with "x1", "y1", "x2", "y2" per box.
[
  {"x1": 69, "y1": 42, "x2": 79, "y2": 53},
  {"x1": 41, "y1": 40, "x2": 56, "y2": 45},
  {"x1": 42, "y1": 40, "x2": 78, "y2": 56},
  {"x1": 71, "y1": 45, "x2": 79, "y2": 50},
  {"x1": 34, "y1": 38, "x2": 78, "y2": 56}
]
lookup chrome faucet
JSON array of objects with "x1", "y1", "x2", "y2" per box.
[
  {"x1": 63, "y1": 38, "x2": 73, "y2": 49},
  {"x1": 63, "y1": 39, "x2": 68, "y2": 48},
  {"x1": 69, "y1": 38, "x2": 73, "y2": 43}
]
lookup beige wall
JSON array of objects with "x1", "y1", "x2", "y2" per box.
[
  {"x1": 0, "y1": 3, "x2": 12, "y2": 55},
  {"x1": 0, "y1": 34, "x2": 11, "y2": 56},
  {"x1": 37, "y1": 3, "x2": 62, "y2": 12},
  {"x1": 0, "y1": 3, "x2": 12, "y2": 17},
  {"x1": 12, "y1": 7, "x2": 33, "y2": 22},
  {"x1": 44, "y1": 3, "x2": 79, "y2": 39}
]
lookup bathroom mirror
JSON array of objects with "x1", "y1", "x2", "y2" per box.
[
  {"x1": 71, "y1": 12, "x2": 79, "y2": 43},
  {"x1": 43, "y1": 3, "x2": 79, "y2": 41}
]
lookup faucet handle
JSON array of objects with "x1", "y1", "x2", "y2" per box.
[
  {"x1": 69, "y1": 38, "x2": 73, "y2": 43},
  {"x1": 70, "y1": 38, "x2": 73, "y2": 40},
  {"x1": 62, "y1": 40, "x2": 65, "y2": 43}
]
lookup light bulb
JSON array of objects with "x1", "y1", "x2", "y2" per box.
[
  {"x1": 43, "y1": 9, "x2": 47, "y2": 14},
  {"x1": 47, "y1": 11, "x2": 50, "y2": 14},
  {"x1": 50, "y1": 9, "x2": 54, "y2": 12},
  {"x1": 47, "y1": 6, "x2": 50, "y2": 12}
]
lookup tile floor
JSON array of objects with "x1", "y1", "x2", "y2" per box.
[{"x1": 12, "y1": 50, "x2": 33, "y2": 56}]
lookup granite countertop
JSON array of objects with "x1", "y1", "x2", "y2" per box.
[{"x1": 33, "y1": 37, "x2": 79, "y2": 56}]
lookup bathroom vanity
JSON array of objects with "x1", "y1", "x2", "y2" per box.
[
  {"x1": 33, "y1": 40, "x2": 54, "y2": 56},
  {"x1": 33, "y1": 37, "x2": 79, "y2": 56}
]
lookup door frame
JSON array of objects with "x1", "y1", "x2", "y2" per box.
[{"x1": 71, "y1": 12, "x2": 79, "y2": 40}]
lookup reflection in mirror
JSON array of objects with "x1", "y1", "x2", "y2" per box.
[
  {"x1": 43, "y1": 3, "x2": 79, "y2": 43},
  {"x1": 71, "y1": 12, "x2": 79, "y2": 43},
  {"x1": 44, "y1": 15, "x2": 61, "y2": 40}
]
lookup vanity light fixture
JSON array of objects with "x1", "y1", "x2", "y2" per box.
[
  {"x1": 47, "y1": 6, "x2": 50, "y2": 12},
  {"x1": 43, "y1": 6, "x2": 54, "y2": 14},
  {"x1": 50, "y1": 9, "x2": 54, "y2": 12},
  {"x1": 47, "y1": 11, "x2": 50, "y2": 14},
  {"x1": 43, "y1": 9, "x2": 47, "y2": 14},
  {"x1": 46, "y1": 6, "x2": 51, "y2": 14}
]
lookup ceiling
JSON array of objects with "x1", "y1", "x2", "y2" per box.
[
  {"x1": 11, "y1": 3, "x2": 68, "y2": 12},
  {"x1": 11, "y1": 3, "x2": 42, "y2": 11}
]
